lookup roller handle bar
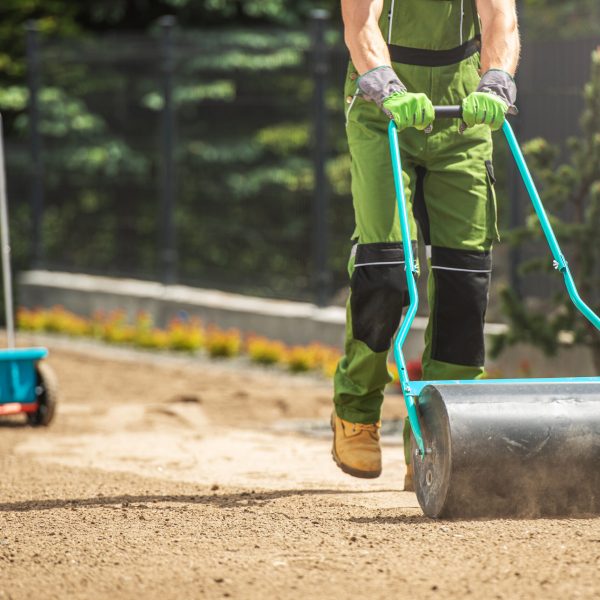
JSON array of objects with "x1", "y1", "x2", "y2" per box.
[{"x1": 434, "y1": 106, "x2": 463, "y2": 119}]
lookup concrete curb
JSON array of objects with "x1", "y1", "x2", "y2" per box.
[
  {"x1": 18, "y1": 270, "x2": 428, "y2": 356},
  {"x1": 17, "y1": 270, "x2": 596, "y2": 377}
]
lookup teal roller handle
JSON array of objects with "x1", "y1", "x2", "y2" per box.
[
  {"x1": 502, "y1": 120, "x2": 600, "y2": 331},
  {"x1": 388, "y1": 120, "x2": 426, "y2": 456},
  {"x1": 387, "y1": 114, "x2": 600, "y2": 459}
]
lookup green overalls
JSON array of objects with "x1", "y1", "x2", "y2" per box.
[{"x1": 333, "y1": 0, "x2": 499, "y2": 461}]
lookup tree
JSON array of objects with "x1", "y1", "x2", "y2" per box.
[
  {"x1": 492, "y1": 49, "x2": 600, "y2": 373},
  {"x1": 0, "y1": 3, "x2": 352, "y2": 300},
  {"x1": 522, "y1": 0, "x2": 600, "y2": 40}
]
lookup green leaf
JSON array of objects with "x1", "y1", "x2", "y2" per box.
[
  {"x1": 0, "y1": 86, "x2": 28, "y2": 111},
  {"x1": 141, "y1": 81, "x2": 236, "y2": 111},
  {"x1": 255, "y1": 123, "x2": 309, "y2": 154}
]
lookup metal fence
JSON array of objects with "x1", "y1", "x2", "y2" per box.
[
  {"x1": 509, "y1": 36, "x2": 599, "y2": 300},
  {"x1": 6, "y1": 13, "x2": 598, "y2": 307},
  {"x1": 10, "y1": 15, "x2": 352, "y2": 305}
]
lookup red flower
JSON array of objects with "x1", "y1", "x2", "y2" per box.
[{"x1": 406, "y1": 360, "x2": 423, "y2": 381}]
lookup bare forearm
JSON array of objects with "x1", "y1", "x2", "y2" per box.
[
  {"x1": 341, "y1": 0, "x2": 391, "y2": 74},
  {"x1": 477, "y1": 0, "x2": 520, "y2": 75}
]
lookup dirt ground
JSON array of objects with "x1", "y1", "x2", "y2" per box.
[{"x1": 1, "y1": 336, "x2": 599, "y2": 600}]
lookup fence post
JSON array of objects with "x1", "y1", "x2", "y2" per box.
[
  {"x1": 310, "y1": 9, "x2": 331, "y2": 307},
  {"x1": 159, "y1": 15, "x2": 177, "y2": 285},
  {"x1": 508, "y1": 118, "x2": 523, "y2": 297},
  {"x1": 25, "y1": 20, "x2": 44, "y2": 269},
  {"x1": 508, "y1": 0, "x2": 525, "y2": 296}
]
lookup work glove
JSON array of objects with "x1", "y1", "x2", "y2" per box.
[
  {"x1": 461, "y1": 69, "x2": 518, "y2": 131},
  {"x1": 357, "y1": 65, "x2": 434, "y2": 131},
  {"x1": 382, "y1": 92, "x2": 435, "y2": 131}
]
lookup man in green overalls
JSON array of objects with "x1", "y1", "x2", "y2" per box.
[{"x1": 332, "y1": 0, "x2": 520, "y2": 487}]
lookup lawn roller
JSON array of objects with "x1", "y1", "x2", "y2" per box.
[
  {"x1": 0, "y1": 113, "x2": 57, "y2": 426},
  {"x1": 389, "y1": 107, "x2": 600, "y2": 518}
]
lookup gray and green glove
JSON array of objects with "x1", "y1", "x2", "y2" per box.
[
  {"x1": 462, "y1": 69, "x2": 518, "y2": 131},
  {"x1": 357, "y1": 65, "x2": 434, "y2": 131}
]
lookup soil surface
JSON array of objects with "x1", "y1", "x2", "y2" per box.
[{"x1": 1, "y1": 336, "x2": 599, "y2": 600}]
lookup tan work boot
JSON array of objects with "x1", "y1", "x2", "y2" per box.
[
  {"x1": 331, "y1": 412, "x2": 382, "y2": 479},
  {"x1": 404, "y1": 463, "x2": 414, "y2": 492}
]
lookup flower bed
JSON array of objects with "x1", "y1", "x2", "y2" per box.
[
  {"x1": 16, "y1": 306, "x2": 367, "y2": 379},
  {"x1": 16, "y1": 306, "x2": 445, "y2": 384}
]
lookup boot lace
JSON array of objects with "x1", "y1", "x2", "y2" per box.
[{"x1": 351, "y1": 421, "x2": 381, "y2": 434}]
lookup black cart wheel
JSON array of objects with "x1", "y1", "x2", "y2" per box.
[{"x1": 27, "y1": 361, "x2": 58, "y2": 427}]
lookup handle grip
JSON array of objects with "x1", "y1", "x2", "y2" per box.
[{"x1": 434, "y1": 105, "x2": 463, "y2": 119}]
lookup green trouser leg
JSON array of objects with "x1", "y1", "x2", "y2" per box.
[
  {"x1": 333, "y1": 90, "x2": 419, "y2": 425},
  {"x1": 334, "y1": 295, "x2": 395, "y2": 425},
  {"x1": 335, "y1": 56, "x2": 499, "y2": 465}
]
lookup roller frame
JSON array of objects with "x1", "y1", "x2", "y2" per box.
[{"x1": 387, "y1": 108, "x2": 600, "y2": 516}]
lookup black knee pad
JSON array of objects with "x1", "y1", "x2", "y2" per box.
[
  {"x1": 431, "y1": 247, "x2": 492, "y2": 367},
  {"x1": 350, "y1": 242, "x2": 412, "y2": 353}
]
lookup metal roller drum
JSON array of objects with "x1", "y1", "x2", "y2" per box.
[{"x1": 411, "y1": 382, "x2": 600, "y2": 518}]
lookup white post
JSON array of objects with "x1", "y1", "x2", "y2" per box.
[{"x1": 0, "y1": 114, "x2": 15, "y2": 349}]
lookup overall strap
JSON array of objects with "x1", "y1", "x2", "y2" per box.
[
  {"x1": 471, "y1": 0, "x2": 481, "y2": 37},
  {"x1": 388, "y1": 36, "x2": 481, "y2": 67},
  {"x1": 386, "y1": 0, "x2": 482, "y2": 67}
]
